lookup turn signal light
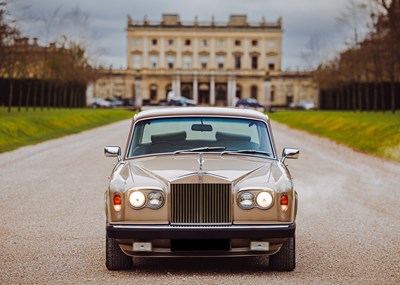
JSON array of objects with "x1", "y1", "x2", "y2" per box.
[
  {"x1": 113, "y1": 194, "x2": 122, "y2": 212},
  {"x1": 280, "y1": 195, "x2": 288, "y2": 206},
  {"x1": 280, "y1": 194, "x2": 289, "y2": 211}
]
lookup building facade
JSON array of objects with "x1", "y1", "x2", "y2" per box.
[
  {"x1": 92, "y1": 14, "x2": 318, "y2": 108},
  {"x1": 269, "y1": 71, "x2": 318, "y2": 107},
  {"x1": 127, "y1": 14, "x2": 282, "y2": 107}
]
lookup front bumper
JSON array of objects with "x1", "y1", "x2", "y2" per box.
[{"x1": 107, "y1": 223, "x2": 296, "y2": 239}]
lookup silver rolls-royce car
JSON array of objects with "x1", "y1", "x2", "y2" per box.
[{"x1": 104, "y1": 107, "x2": 299, "y2": 271}]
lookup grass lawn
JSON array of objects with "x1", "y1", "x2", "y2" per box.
[
  {"x1": 0, "y1": 108, "x2": 134, "y2": 153},
  {"x1": 268, "y1": 111, "x2": 400, "y2": 162}
]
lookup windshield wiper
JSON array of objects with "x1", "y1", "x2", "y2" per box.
[
  {"x1": 174, "y1": 146, "x2": 226, "y2": 155},
  {"x1": 221, "y1": 150, "x2": 272, "y2": 157}
]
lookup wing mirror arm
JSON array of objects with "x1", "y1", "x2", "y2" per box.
[
  {"x1": 104, "y1": 146, "x2": 122, "y2": 162},
  {"x1": 280, "y1": 148, "x2": 299, "y2": 163}
]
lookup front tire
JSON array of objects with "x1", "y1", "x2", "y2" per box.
[
  {"x1": 269, "y1": 236, "x2": 295, "y2": 271},
  {"x1": 106, "y1": 234, "x2": 133, "y2": 270}
]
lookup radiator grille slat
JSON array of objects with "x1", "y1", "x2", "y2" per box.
[{"x1": 170, "y1": 183, "x2": 231, "y2": 225}]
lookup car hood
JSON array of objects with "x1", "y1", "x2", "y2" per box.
[{"x1": 113, "y1": 153, "x2": 288, "y2": 191}]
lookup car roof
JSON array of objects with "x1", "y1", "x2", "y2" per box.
[{"x1": 134, "y1": 107, "x2": 269, "y2": 122}]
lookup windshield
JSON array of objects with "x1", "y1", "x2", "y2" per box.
[{"x1": 127, "y1": 116, "x2": 274, "y2": 158}]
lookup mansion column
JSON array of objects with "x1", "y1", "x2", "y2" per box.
[
  {"x1": 194, "y1": 38, "x2": 199, "y2": 69},
  {"x1": 210, "y1": 77, "x2": 215, "y2": 106},
  {"x1": 134, "y1": 77, "x2": 142, "y2": 107},
  {"x1": 159, "y1": 36, "x2": 165, "y2": 68},
  {"x1": 210, "y1": 38, "x2": 216, "y2": 69},
  {"x1": 227, "y1": 78, "x2": 237, "y2": 107},
  {"x1": 193, "y1": 76, "x2": 198, "y2": 103},
  {"x1": 261, "y1": 38, "x2": 266, "y2": 70},
  {"x1": 175, "y1": 76, "x2": 181, "y2": 97},
  {"x1": 231, "y1": 79, "x2": 236, "y2": 106},
  {"x1": 243, "y1": 39, "x2": 249, "y2": 69},
  {"x1": 143, "y1": 36, "x2": 148, "y2": 68},
  {"x1": 177, "y1": 37, "x2": 182, "y2": 68},
  {"x1": 227, "y1": 79, "x2": 232, "y2": 106},
  {"x1": 172, "y1": 77, "x2": 181, "y2": 97},
  {"x1": 264, "y1": 80, "x2": 272, "y2": 106}
]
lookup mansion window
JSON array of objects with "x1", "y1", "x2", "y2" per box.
[
  {"x1": 201, "y1": 39, "x2": 207, "y2": 47},
  {"x1": 252, "y1": 40, "x2": 258, "y2": 47},
  {"x1": 150, "y1": 55, "x2": 158, "y2": 68},
  {"x1": 269, "y1": 39, "x2": 276, "y2": 49},
  {"x1": 217, "y1": 39, "x2": 224, "y2": 48},
  {"x1": 133, "y1": 39, "x2": 141, "y2": 46},
  {"x1": 234, "y1": 55, "x2": 241, "y2": 69},
  {"x1": 234, "y1": 40, "x2": 241, "y2": 46},
  {"x1": 167, "y1": 55, "x2": 175, "y2": 69},
  {"x1": 133, "y1": 54, "x2": 141, "y2": 69},
  {"x1": 185, "y1": 39, "x2": 191, "y2": 46},
  {"x1": 168, "y1": 39, "x2": 174, "y2": 46},
  {"x1": 183, "y1": 55, "x2": 192, "y2": 69},
  {"x1": 268, "y1": 56, "x2": 276, "y2": 70},
  {"x1": 200, "y1": 55, "x2": 208, "y2": 69},
  {"x1": 251, "y1": 85, "x2": 258, "y2": 99},
  {"x1": 217, "y1": 55, "x2": 225, "y2": 69},
  {"x1": 271, "y1": 86, "x2": 276, "y2": 102},
  {"x1": 251, "y1": 56, "x2": 258, "y2": 70},
  {"x1": 150, "y1": 84, "x2": 157, "y2": 101},
  {"x1": 151, "y1": 39, "x2": 157, "y2": 46}
]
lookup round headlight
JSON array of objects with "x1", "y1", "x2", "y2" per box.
[
  {"x1": 147, "y1": 191, "x2": 164, "y2": 209},
  {"x1": 129, "y1": 191, "x2": 146, "y2": 208},
  {"x1": 256, "y1": 192, "x2": 273, "y2": 209},
  {"x1": 238, "y1": 192, "x2": 255, "y2": 209}
]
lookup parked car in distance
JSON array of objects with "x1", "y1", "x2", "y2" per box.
[
  {"x1": 236, "y1": 98, "x2": 268, "y2": 111},
  {"x1": 89, "y1": 98, "x2": 112, "y2": 108},
  {"x1": 168, "y1": 96, "x2": 197, "y2": 107},
  {"x1": 104, "y1": 107, "x2": 299, "y2": 271},
  {"x1": 289, "y1": 100, "x2": 315, "y2": 110},
  {"x1": 105, "y1": 97, "x2": 124, "y2": 108}
]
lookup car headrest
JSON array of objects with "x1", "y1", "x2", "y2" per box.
[
  {"x1": 215, "y1": 131, "x2": 251, "y2": 142},
  {"x1": 151, "y1": 131, "x2": 187, "y2": 142}
]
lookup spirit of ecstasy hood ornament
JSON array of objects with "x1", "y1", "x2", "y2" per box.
[{"x1": 197, "y1": 153, "x2": 204, "y2": 171}]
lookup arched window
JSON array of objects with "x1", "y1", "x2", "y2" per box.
[
  {"x1": 236, "y1": 84, "x2": 242, "y2": 98},
  {"x1": 271, "y1": 85, "x2": 276, "y2": 102},
  {"x1": 181, "y1": 84, "x2": 192, "y2": 99},
  {"x1": 150, "y1": 84, "x2": 158, "y2": 101},
  {"x1": 251, "y1": 85, "x2": 258, "y2": 99},
  {"x1": 165, "y1": 84, "x2": 172, "y2": 99},
  {"x1": 216, "y1": 84, "x2": 227, "y2": 106}
]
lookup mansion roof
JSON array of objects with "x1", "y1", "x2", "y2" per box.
[{"x1": 127, "y1": 14, "x2": 282, "y2": 30}]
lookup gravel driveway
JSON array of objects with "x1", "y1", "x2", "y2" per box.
[{"x1": 1, "y1": 119, "x2": 399, "y2": 285}]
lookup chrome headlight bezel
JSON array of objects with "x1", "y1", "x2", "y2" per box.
[
  {"x1": 147, "y1": 191, "x2": 165, "y2": 209},
  {"x1": 129, "y1": 191, "x2": 146, "y2": 209},
  {"x1": 238, "y1": 192, "x2": 255, "y2": 209},
  {"x1": 237, "y1": 189, "x2": 275, "y2": 210},
  {"x1": 256, "y1": 191, "x2": 274, "y2": 210},
  {"x1": 127, "y1": 188, "x2": 165, "y2": 210}
]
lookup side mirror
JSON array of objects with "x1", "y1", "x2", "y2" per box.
[
  {"x1": 280, "y1": 148, "x2": 299, "y2": 163},
  {"x1": 104, "y1": 146, "x2": 122, "y2": 162}
]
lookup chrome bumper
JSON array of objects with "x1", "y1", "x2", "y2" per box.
[{"x1": 107, "y1": 223, "x2": 295, "y2": 239}]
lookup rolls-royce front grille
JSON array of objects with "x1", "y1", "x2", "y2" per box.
[{"x1": 170, "y1": 183, "x2": 232, "y2": 225}]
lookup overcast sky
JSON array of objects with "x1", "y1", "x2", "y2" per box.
[{"x1": 8, "y1": 0, "x2": 370, "y2": 70}]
